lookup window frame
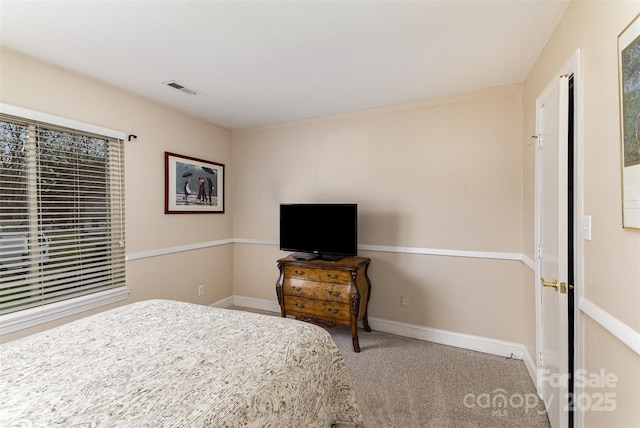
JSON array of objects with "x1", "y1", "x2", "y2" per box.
[{"x1": 0, "y1": 104, "x2": 129, "y2": 335}]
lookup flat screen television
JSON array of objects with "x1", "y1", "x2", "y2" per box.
[{"x1": 279, "y1": 203, "x2": 357, "y2": 261}]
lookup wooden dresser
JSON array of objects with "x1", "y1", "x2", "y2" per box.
[{"x1": 275, "y1": 254, "x2": 372, "y2": 352}]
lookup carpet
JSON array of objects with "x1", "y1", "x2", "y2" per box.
[{"x1": 230, "y1": 306, "x2": 550, "y2": 427}]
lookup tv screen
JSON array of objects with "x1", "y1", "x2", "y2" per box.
[{"x1": 279, "y1": 203, "x2": 357, "y2": 261}]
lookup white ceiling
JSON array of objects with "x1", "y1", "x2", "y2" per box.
[{"x1": 0, "y1": 0, "x2": 569, "y2": 130}]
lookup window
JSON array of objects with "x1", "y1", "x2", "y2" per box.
[{"x1": 0, "y1": 107, "x2": 128, "y2": 334}]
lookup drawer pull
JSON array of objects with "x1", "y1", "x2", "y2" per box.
[
  {"x1": 326, "y1": 308, "x2": 340, "y2": 314},
  {"x1": 328, "y1": 290, "x2": 341, "y2": 297},
  {"x1": 294, "y1": 270, "x2": 305, "y2": 276},
  {"x1": 292, "y1": 285, "x2": 303, "y2": 291},
  {"x1": 327, "y1": 273, "x2": 339, "y2": 279},
  {"x1": 295, "y1": 302, "x2": 305, "y2": 309}
]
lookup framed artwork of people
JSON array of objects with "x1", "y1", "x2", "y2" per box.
[{"x1": 164, "y1": 152, "x2": 225, "y2": 214}]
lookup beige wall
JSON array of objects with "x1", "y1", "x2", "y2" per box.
[
  {"x1": 0, "y1": 48, "x2": 234, "y2": 343},
  {"x1": 232, "y1": 84, "x2": 529, "y2": 344},
  {"x1": 3, "y1": 3, "x2": 639, "y2": 423},
  {"x1": 523, "y1": 1, "x2": 640, "y2": 426}
]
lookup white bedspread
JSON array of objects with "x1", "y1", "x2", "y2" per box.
[{"x1": 0, "y1": 300, "x2": 363, "y2": 427}]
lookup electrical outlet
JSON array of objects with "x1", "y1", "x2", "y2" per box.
[
  {"x1": 198, "y1": 284, "x2": 204, "y2": 296},
  {"x1": 400, "y1": 295, "x2": 408, "y2": 308}
]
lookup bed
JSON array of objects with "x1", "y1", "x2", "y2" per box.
[{"x1": 0, "y1": 299, "x2": 363, "y2": 427}]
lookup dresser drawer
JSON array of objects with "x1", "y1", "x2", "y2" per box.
[
  {"x1": 283, "y1": 296, "x2": 351, "y2": 324},
  {"x1": 282, "y1": 278, "x2": 350, "y2": 303},
  {"x1": 283, "y1": 265, "x2": 352, "y2": 284},
  {"x1": 276, "y1": 254, "x2": 372, "y2": 352}
]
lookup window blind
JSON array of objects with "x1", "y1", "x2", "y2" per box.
[{"x1": 0, "y1": 114, "x2": 125, "y2": 315}]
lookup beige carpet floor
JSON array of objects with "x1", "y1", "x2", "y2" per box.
[{"x1": 230, "y1": 306, "x2": 550, "y2": 428}]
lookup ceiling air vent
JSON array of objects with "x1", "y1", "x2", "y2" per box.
[{"x1": 163, "y1": 80, "x2": 196, "y2": 95}]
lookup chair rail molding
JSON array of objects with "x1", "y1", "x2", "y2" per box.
[
  {"x1": 126, "y1": 239, "x2": 525, "y2": 263},
  {"x1": 579, "y1": 297, "x2": 640, "y2": 356}
]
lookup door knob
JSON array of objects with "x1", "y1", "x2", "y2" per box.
[{"x1": 541, "y1": 277, "x2": 559, "y2": 291}]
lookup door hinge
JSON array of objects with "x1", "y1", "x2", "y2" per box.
[
  {"x1": 538, "y1": 352, "x2": 544, "y2": 367},
  {"x1": 537, "y1": 244, "x2": 543, "y2": 259}
]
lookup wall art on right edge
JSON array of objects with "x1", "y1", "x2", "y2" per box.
[{"x1": 618, "y1": 13, "x2": 640, "y2": 229}]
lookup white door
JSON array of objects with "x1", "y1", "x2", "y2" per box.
[{"x1": 535, "y1": 74, "x2": 570, "y2": 428}]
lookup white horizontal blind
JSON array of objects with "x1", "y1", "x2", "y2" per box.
[{"x1": 0, "y1": 114, "x2": 125, "y2": 315}]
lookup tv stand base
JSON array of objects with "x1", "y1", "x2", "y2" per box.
[{"x1": 293, "y1": 252, "x2": 343, "y2": 261}]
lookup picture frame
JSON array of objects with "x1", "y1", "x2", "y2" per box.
[
  {"x1": 164, "y1": 152, "x2": 225, "y2": 214},
  {"x1": 618, "y1": 13, "x2": 640, "y2": 229}
]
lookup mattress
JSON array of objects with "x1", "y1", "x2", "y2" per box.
[{"x1": 0, "y1": 299, "x2": 363, "y2": 427}]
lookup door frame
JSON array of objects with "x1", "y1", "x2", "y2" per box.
[{"x1": 534, "y1": 49, "x2": 584, "y2": 427}]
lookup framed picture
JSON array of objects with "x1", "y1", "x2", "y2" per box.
[
  {"x1": 164, "y1": 152, "x2": 225, "y2": 214},
  {"x1": 618, "y1": 14, "x2": 640, "y2": 229}
]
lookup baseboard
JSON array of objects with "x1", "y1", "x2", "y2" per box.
[
  {"x1": 368, "y1": 316, "x2": 534, "y2": 365},
  {"x1": 231, "y1": 295, "x2": 282, "y2": 313},
  {"x1": 210, "y1": 295, "x2": 236, "y2": 309},
  {"x1": 227, "y1": 295, "x2": 538, "y2": 385},
  {"x1": 520, "y1": 346, "x2": 537, "y2": 386},
  {"x1": 376, "y1": 316, "x2": 539, "y2": 386}
]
